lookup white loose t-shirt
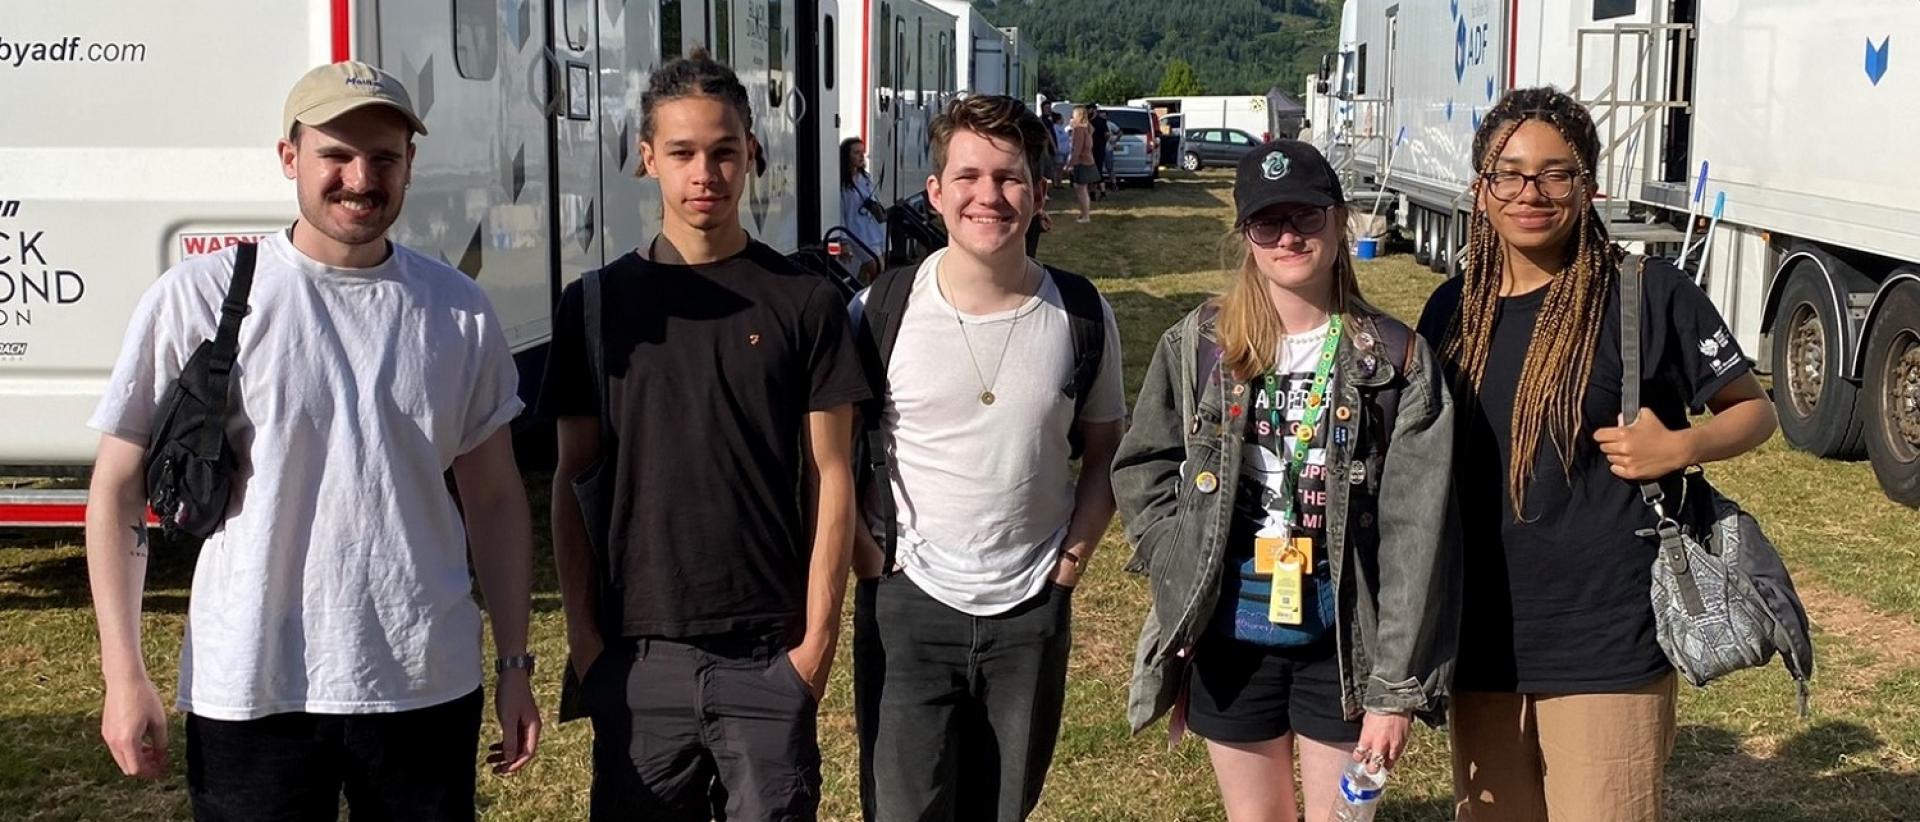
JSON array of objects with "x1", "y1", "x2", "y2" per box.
[
  {"x1": 853, "y1": 249, "x2": 1126, "y2": 616},
  {"x1": 89, "y1": 231, "x2": 523, "y2": 720}
]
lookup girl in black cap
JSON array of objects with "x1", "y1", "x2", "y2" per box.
[
  {"x1": 1418, "y1": 88, "x2": 1775, "y2": 822},
  {"x1": 1114, "y1": 140, "x2": 1460, "y2": 821}
]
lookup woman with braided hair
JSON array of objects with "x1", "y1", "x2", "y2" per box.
[{"x1": 1415, "y1": 87, "x2": 1777, "y2": 821}]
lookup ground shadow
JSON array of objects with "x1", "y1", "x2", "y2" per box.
[
  {"x1": 1666, "y1": 720, "x2": 1920, "y2": 819},
  {"x1": 0, "y1": 530, "x2": 196, "y2": 612}
]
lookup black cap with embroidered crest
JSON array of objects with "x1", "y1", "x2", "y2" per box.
[{"x1": 1232, "y1": 140, "x2": 1344, "y2": 227}]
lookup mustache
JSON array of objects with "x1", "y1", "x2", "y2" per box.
[{"x1": 325, "y1": 188, "x2": 390, "y2": 207}]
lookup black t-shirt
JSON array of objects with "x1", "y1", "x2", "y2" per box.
[
  {"x1": 1416, "y1": 259, "x2": 1750, "y2": 692},
  {"x1": 1091, "y1": 117, "x2": 1111, "y2": 159},
  {"x1": 537, "y1": 241, "x2": 871, "y2": 639}
]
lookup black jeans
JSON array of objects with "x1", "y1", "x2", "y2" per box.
[
  {"x1": 185, "y1": 688, "x2": 483, "y2": 822},
  {"x1": 586, "y1": 634, "x2": 821, "y2": 821},
  {"x1": 853, "y1": 575, "x2": 1074, "y2": 822}
]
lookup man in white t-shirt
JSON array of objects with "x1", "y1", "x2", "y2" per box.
[
  {"x1": 85, "y1": 62, "x2": 540, "y2": 820},
  {"x1": 850, "y1": 95, "x2": 1126, "y2": 822}
]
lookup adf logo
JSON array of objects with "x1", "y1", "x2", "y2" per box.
[{"x1": 1262, "y1": 152, "x2": 1290, "y2": 181}]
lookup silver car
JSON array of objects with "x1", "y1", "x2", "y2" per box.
[{"x1": 1100, "y1": 106, "x2": 1159, "y2": 186}]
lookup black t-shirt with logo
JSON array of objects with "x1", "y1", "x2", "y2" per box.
[
  {"x1": 1417, "y1": 259, "x2": 1750, "y2": 692},
  {"x1": 538, "y1": 241, "x2": 871, "y2": 640}
]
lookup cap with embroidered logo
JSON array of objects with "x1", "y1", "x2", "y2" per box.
[
  {"x1": 1233, "y1": 140, "x2": 1343, "y2": 227},
  {"x1": 282, "y1": 61, "x2": 429, "y2": 139}
]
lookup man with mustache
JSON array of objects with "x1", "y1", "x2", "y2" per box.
[
  {"x1": 86, "y1": 62, "x2": 540, "y2": 820},
  {"x1": 850, "y1": 95, "x2": 1125, "y2": 822}
]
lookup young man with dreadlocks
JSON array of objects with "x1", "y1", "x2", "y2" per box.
[
  {"x1": 1416, "y1": 87, "x2": 1777, "y2": 822},
  {"x1": 849, "y1": 95, "x2": 1125, "y2": 821},
  {"x1": 1114, "y1": 141, "x2": 1459, "y2": 822},
  {"x1": 541, "y1": 49, "x2": 868, "y2": 819}
]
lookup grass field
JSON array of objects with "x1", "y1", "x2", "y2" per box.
[{"x1": 3, "y1": 171, "x2": 1919, "y2": 820}]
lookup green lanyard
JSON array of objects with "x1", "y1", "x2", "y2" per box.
[{"x1": 1264, "y1": 314, "x2": 1343, "y2": 533}]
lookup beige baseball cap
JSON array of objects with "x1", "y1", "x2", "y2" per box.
[{"x1": 282, "y1": 61, "x2": 429, "y2": 139}]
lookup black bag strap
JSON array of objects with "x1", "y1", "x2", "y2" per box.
[
  {"x1": 855, "y1": 265, "x2": 916, "y2": 576},
  {"x1": 1046, "y1": 265, "x2": 1106, "y2": 426},
  {"x1": 1620, "y1": 254, "x2": 1706, "y2": 614},
  {"x1": 206, "y1": 243, "x2": 257, "y2": 386}
]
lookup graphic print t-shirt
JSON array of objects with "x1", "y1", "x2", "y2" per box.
[
  {"x1": 1212, "y1": 323, "x2": 1338, "y2": 647},
  {"x1": 1417, "y1": 258, "x2": 1752, "y2": 692}
]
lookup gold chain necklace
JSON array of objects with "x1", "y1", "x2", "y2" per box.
[{"x1": 938, "y1": 260, "x2": 1035, "y2": 406}]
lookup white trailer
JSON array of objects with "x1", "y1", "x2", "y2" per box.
[
  {"x1": 838, "y1": 0, "x2": 958, "y2": 213},
  {"x1": 928, "y1": 0, "x2": 1010, "y2": 96},
  {"x1": 1131, "y1": 95, "x2": 1273, "y2": 141},
  {"x1": 0, "y1": 0, "x2": 858, "y2": 526},
  {"x1": 1321, "y1": 0, "x2": 1920, "y2": 506},
  {"x1": 1001, "y1": 26, "x2": 1039, "y2": 103}
]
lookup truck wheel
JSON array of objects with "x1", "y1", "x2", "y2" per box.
[
  {"x1": 1771, "y1": 268, "x2": 1867, "y2": 458},
  {"x1": 1429, "y1": 212, "x2": 1455, "y2": 275},
  {"x1": 1412, "y1": 209, "x2": 1433, "y2": 266},
  {"x1": 1182, "y1": 152, "x2": 1202, "y2": 172},
  {"x1": 1863, "y1": 281, "x2": 1920, "y2": 507}
]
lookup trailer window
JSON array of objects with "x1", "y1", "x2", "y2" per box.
[
  {"x1": 773, "y1": 0, "x2": 787, "y2": 105},
  {"x1": 714, "y1": 0, "x2": 732, "y2": 64},
  {"x1": 564, "y1": 0, "x2": 591, "y2": 51},
  {"x1": 915, "y1": 19, "x2": 924, "y2": 105},
  {"x1": 1356, "y1": 43, "x2": 1368, "y2": 96},
  {"x1": 824, "y1": 14, "x2": 836, "y2": 89},
  {"x1": 453, "y1": 0, "x2": 498, "y2": 80},
  {"x1": 1594, "y1": 0, "x2": 1636, "y2": 20},
  {"x1": 660, "y1": 0, "x2": 682, "y2": 60},
  {"x1": 879, "y1": 4, "x2": 893, "y2": 110}
]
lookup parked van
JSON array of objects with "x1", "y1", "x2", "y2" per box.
[{"x1": 1100, "y1": 105, "x2": 1159, "y2": 185}]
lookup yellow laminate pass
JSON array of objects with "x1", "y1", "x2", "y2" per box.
[
  {"x1": 1269, "y1": 557, "x2": 1304, "y2": 625},
  {"x1": 1253, "y1": 536, "x2": 1285, "y2": 576}
]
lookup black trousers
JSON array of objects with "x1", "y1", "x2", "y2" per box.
[
  {"x1": 586, "y1": 634, "x2": 821, "y2": 821},
  {"x1": 185, "y1": 688, "x2": 483, "y2": 822},
  {"x1": 853, "y1": 575, "x2": 1074, "y2": 822}
]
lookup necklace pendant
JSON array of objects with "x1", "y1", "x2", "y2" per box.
[{"x1": 980, "y1": 390, "x2": 997, "y2": 406}]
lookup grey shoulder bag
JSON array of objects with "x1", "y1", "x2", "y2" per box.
[{"x1": 1619, "y1": 255, "x2": 1815, "y2": 714}]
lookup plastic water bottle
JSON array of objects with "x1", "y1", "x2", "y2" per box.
[{"x1": 1331, "y1": 759, "x2": 1388, "y2": 822}]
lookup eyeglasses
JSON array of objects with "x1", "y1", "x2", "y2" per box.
[
  {"x1": 1243, "y1": 207, "x2": 1331, "y2": 246},
  {"x1": 1481, "y1": 170, "x2": 1580, "y2": 202}
]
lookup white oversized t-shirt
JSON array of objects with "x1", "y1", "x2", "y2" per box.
[
  {"x1": 89, "y1": 231, "x2": 523, "y2": 720},
  {"x1": 854, "y1": 249, "x2": 1126, "y2": 616}
]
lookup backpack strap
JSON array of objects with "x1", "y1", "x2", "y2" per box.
[
  {"x1": 583, "y1": 268, "x2": 614, "y2": 444},
  {"x1": 1360, "y1": 313, "x2": 1415, "y2": 453},
  {"x1": 854, "y1": 265, "x2": 918, "y2": 577},
  {"x1": 1045, "y1": 265, "x2": 1107, "y2": 459}
]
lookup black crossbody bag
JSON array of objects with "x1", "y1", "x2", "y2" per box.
[
  {"x1": 558, "y1": 267, "x2": 622, "y2": 722},
  {"x1": 144, "y1": 243, "x2": 257, "y2": 539}
]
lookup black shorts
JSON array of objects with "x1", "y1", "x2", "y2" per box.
[{"x1": 1186, "y1": 634, "x2": 1361, "y2": 745}]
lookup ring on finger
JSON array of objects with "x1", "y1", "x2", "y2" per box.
[{"x1": 1367, "y1": 750, "x2": 1388, "y2": 767}]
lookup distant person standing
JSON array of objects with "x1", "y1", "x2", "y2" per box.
[
  {"x1": 1069, "y1": 106, "x2": 1097, "y2": 223},
  {"x1": 1048, "y1": 111, "x2": 1071, "y2": 190},
  {"x1": 1091, "y1": 108, "x2": 1113, "y2": 198},
  {"x1": 841, "y1": 136, "x2": 888, "y2": 281}
]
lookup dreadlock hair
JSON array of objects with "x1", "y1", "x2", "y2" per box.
[
  {"x1": 1442, "y1": 86, "x2": 1624, "y2": 520},
  {"x1": 639, "y1": 46, "x2": 753, "y2": 147},
  {"x1": 1215, "y1": 211, "x2": 1365, "y2": 381}
]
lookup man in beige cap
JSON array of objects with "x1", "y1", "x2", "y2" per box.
[{"x1": 86, "y1": 61, "x2": 540, "y2": 820}]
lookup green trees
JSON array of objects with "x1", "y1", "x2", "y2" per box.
[
  {"x1": 1078, "y1": 70, "x2": 1146, "y2": 105},
  {"x1": 1157, "y1": 58, "x2": 1207, "y2": 96},
  {"x1": 976, "y1": 0, "x2": 1340, "y2": 100}
]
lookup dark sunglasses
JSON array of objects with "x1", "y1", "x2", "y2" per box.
[{"x1": 1242, "y1": 207, "x2": 1332, "y2": 246}]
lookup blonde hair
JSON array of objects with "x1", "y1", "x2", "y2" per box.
[
  {"x1": 1070, "y1": 106, "x2": 1091, "y2": 127},
  {"x1": 1214, "y1": 210, "x2": 1364, "y2": 380}
]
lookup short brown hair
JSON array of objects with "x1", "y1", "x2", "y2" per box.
[{"x1": 929, "y1": 95, "x2": 1051, "y2": 185}]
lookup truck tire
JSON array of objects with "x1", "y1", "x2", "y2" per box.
[
  {"x1": 1429, "y1": 212, "x2": 1455, "y2": 275},
  {"x1": 1771, "y1": 269, "x2": 1867, "y2": 458},
  {"x1": 1182, "y1": 152, "x2": 1203, "y2": 172},
  {"x1": 1412, "y1": 209, "x2": 1433, "y2": 266},
  {"x1": 1862, "y1": 281, "x2": 1920, "y2": 507}
]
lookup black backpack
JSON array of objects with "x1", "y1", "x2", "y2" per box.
[
  {"x1": 853, "y1": 263, "x2": 1107, "y2": 574},
  {"x1": 144, "y1": 242, "x2": 257, "y2": 539}
]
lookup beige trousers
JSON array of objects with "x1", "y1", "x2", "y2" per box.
[{"x1": 1451, "y1": 673, "x2": 1679, "y2": 822}]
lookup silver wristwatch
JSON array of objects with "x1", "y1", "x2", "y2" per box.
[{"x1": 496, "y1": 653, "x2": 537, "y2": 675}]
